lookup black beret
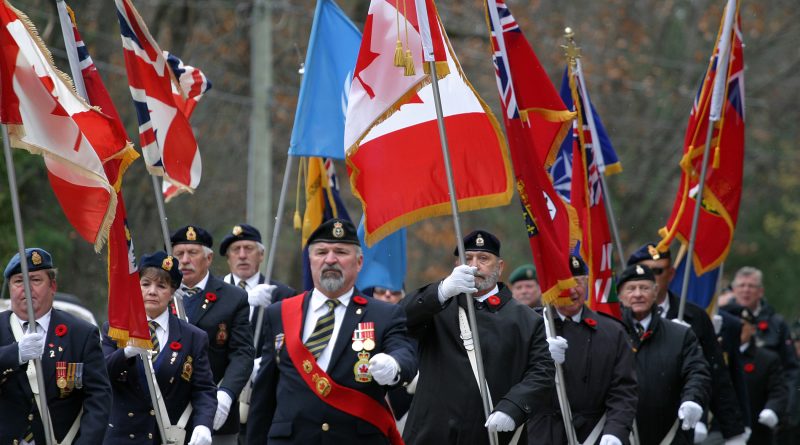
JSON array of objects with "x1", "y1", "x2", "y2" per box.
[
  {"x1": 627, "y1": 243, "x2": 671, "y2": 266},
  {"x1": 569, "y1": 255, "x2": 588, "y2": 276},
  {"x1": 508, "y1": 264, "x2": 537, "y2": 284},
  {"x1": 617, "y1": 264, "x2": 656, "y2": 288},
  {"x1": 170, "y1": 225, "x2": 213, "y2": 248},
  {"x1": 455, "y1": 230, "x2": 500, "y2": 257},
  {"x1": 307, "y1": 218, "x2": 360, "y2": 246},
  {"x1": 219, "y1": 224, "x2": 262, "y2": 256},
  {"x1": 139, "y1": 251, "x2": 182, "y2": 288},
  {"x1": 4, "y1": 248, "x2": 54, "y2": 279},
  {"x1": 720, "y1": 303, "x2": 756, "y2": 324}
]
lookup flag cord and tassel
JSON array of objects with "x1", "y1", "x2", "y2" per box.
[
  {"x1": 677, "y1": 0, "x2": 736, "y2": 322},
  {"x1": 393, "y1": 1, "x2": 404, "y2": 67},
  {"x1": 427, "y1": 59, "x2": 497, "y2": 445},
  {"x1": 402, "y1": 0, "x2": 415, "y2": 76},
  {"x1": 293, "y1": 158, "x2": 306, "y2": 230},
  {"x1": 2, "y1": 125, "x2": 56, "y2": 445}
]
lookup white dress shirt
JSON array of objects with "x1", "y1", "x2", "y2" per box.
[
  {"x1": 147, "y1": 310, "x2": 171, "y2": 354},
  {"x1": 302, "y1": 288, "x2": 354, "y2": 371},
  {"x1": 16, "y1": 309, "x2": 52, "y2": 336}
]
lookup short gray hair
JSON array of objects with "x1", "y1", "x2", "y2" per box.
[{"x1": 733, "y1": 266, "x2": 763, "y2": 286}]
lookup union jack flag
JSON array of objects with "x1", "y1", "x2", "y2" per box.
[
  {"x1": 115, "y1": 0, "x2": 210, "y2": 200},
  {"x1": 488, "y1": 0, "x2": 520, "y2": 120}
]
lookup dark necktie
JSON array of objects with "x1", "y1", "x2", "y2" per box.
[
  {"x1": 635, "y1": 322, "x2": 645, "y2": 339},
  {"x1": 149, "y1": 320, "x2": 160, "y2": 361},
  {"x1": 305, "y1": 300, "x2": 339, "y2": 358},
  {"x1": 238, "y1": 280, "x2": 247, "y2": 290}
]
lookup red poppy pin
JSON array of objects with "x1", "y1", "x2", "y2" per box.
[
  {"x1": 55, "y1": 324, "x2": 68, "y2": 337},
  {"x1": 352, "y1": 296, "x2": 368, "y2": 306},
  {"x1": 584, "y1": 318, "x2": 597, "y2": 328},
  {"x1": 744, "y1": 363, "x2": 755, "y2": 373},
  {"x1": 758, "y1": 321, "x2": 768, "y2": 331},
  {"x1": 205, "y1": 293, "x2": 217, "y2": 302},
  {"x1": 487, "y1": 295, "x2": 501, "y2": 308},
  {"x1": 641, "y1": 330, "x2": 653, "y2": 341},
  {"x1": 170, "y1": 341, "x2": 182, "y2": 351}
]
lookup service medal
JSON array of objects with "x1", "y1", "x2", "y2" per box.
[
  {"x1": 57, "y1": 377, "x2": 67, "y2": 389},
  {"x1": 363, "y1": 338, "x2": 375, "y2": 351},
  {"x1": 56, "y1": 361, "x2": 67, "y2": 389},
  {"x1": 354, "y1": 322, "x2": 376, "y2": 351},
  {"x1": 353, "y1": 351, "x2": 372, "y2": 383}
]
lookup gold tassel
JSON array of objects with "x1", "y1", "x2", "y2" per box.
[
  {"x1": 293, "y1": 210, "x2": 302, "y2": 230},
  {"x1": 712, "y1": 146, "x2": 721, "y2": 169},
  {"x1": 394, "y1": 40, "x2": 405, "y2": 67},
  {"x1": 404, "y1": 49, "x2": 415, "y2": 76}
]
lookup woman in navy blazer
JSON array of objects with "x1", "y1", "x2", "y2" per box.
[{"x1": 101, "y1": 251, "x2": 217, "y2": 445}]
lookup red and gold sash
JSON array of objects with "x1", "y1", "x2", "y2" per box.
[{"x1": 281, "y1": 294, "x2": 403, "y2": 445}]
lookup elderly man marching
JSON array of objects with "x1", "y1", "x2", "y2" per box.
[{"x1": 247, "y1": 218, "x2": 417, "y2": 444}]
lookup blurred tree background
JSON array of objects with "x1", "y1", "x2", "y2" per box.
[{"x1": 1, "y1": 0, "x2": 799, "y2": 321}]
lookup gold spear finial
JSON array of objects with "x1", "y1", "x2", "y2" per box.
[{"x1": 562, "y1": 27, "x2": 581, "y2": 69}]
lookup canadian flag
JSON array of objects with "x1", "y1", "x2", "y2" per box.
[
  {"x1": 345, "y1": 0, "x2": 512, "y2": 246},
  {"x1": 0, "y1": 1, "x2": 130, "y2": 251}
]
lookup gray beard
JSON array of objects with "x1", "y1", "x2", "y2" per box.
[
  {"x1": 320, "y1": 274, "x2": 345, "y2": 293},
  {"x1": 475, "y1": 267, "x2": 501, "y2": 292}
]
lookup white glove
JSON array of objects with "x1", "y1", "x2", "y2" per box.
[
  {"x1": 123, "y1": 345, "x2": 150, "y2": 359},
  {"x1": 724, "y1": 430, "x2": 749, "y2": 445},
  {"x1": 248, "y1": 284, "x2": 276, "y2": 307},
  {"x1": 599, "y1": 435, "x2": 622, "y2": 445},
  {"x1": 678, "y1": 401, "x2": 703, "y2": 430},
  {"x1": 368, "y1": 353, "x2": 400, "y2": 386},
  {"x1": 693, "y1": 421, "x2": 708, "y2": 443},
  {"x1": 485, "y1": 411, "x2": 516, "y2": 433},
  {"x1": 758, "y1": 408, "x2": 779, "y2": 429},
  {"x1": 17, "y1": 331, "x2": 45, "y2": 364},
  {"x1": 437, "y1": 265, "x2": 477, "y2": 302},
  {"x1": 188, "y1": 425, "x2": 212, "y2": 445},
  {"x1": 712, "y1": 314, "x2": 723, "y2": 335},
  {"x1": 213, "y1": 390, "x2": 233, "y2": 430},
  {"x1": 546, "y1": 336, "x2": 568, "y2": 364},
  {"x1": 671, "y1": 318, "x2": 691, "y2": 328}
]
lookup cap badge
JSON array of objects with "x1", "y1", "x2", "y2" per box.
[
  {"x1": 647, "y1": 245, "x2": 661, "y2": 260},
  {"x1": 161, "y1": 256, "x2": 174, "y2": 271},
  {"x1": 476, "y1": 234, "x2": 485, "y2": 247},
  {"x1": 232, "y1": 225, "x2": 243, "y2": 236},
  {"x1": 332, "y1": 221, "x2": 345, "y2": 239},
  {"x1": 635, "y1": 265, "x2": 645, "y2": 275},
  {"x1": 525, "y1": 269, "x2": 533, "y2": 278},
  {"x1": 31, "y1": 251, "x2": 42, "y2": 266},
  {"x1": 186, "y1": 226, "x2": 197, "y2": 241},
  {"x1": 571, "y1": 257, "x2": 579, "y2": 268}
]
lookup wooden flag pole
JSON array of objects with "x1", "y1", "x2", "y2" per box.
[
  {"x1": 3, "y1": 125, "x2": 55, "y2": 445},
  {"x1": 427, "y1": 59, "x2": 498, "y2": 445}
]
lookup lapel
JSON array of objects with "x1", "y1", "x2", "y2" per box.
[
  {"x1": 328, "y1": 295, "x2": 367, "y2": 371},
  {"x1": 43, "y1": 310, "x2": 66, "y2": 383},
  {"x1": 258, "y1": 273, "x2": 266, "y2": 285},
  {"x1": 155, "y1": 316, "x2": 184, "y2": 386},
  {"x1": 0, "y1": 311, "x2": 12, "y2": 345},
  {"x1": 193, "y1": 276, "x2": 221, "y2": 325}
]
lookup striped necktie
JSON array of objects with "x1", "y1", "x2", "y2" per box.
[
  {"x1": 238, "y1": 280, "x2": 247, "y2": 290},
  {"x1": 185, "y1": 286, "x2": 201, "y2": 296},
  {"x1": 305, "y1": 299, "x2": 339, "y2": 359},
  {"x1": 149, "y1": 320, "x2": 160, "y2": 361},
  {"x1": 635, "y1": 322, "x2": 645, "y2": 339}
]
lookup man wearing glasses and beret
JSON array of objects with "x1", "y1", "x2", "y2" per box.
[{"x1": 627, "y1": 243, "x2": 747, "y2": 443}]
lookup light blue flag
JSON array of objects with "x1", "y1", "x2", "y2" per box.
[
  {"x1": 669, "y1": 258, "x2": 721, "y2": 309},
  {"x1": 356, "y1": 217, "x2": 407, "y2": 291},
  {"x1": 288, "y1": 0, "x2": 361, "y2": 159}
]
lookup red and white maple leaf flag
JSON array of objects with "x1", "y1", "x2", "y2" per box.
[
  {"x1": 345, "y1": 0, "x2": 513, "y2": 246},
  {"x1": 0, "y1": 1, "x2": 131, "y2": 251}
]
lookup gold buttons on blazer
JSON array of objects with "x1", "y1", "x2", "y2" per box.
[{"x1": 321, "y1": 422, "x2": 330, "y2": 432}]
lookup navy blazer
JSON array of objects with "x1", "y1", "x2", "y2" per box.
[
  {"x1": 247, "y1": 292, "x2": 417, "y2": 445},
  {"x1": 101, "y1": 315, "x2": 217, "y2": 444},
  {"x1": 189, "y1": 274, "x2": 254, "y2": 434},
  {"x1": 0, "y1": 309, "x2": 112, "y2": 444}
]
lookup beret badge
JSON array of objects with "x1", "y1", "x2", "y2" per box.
[
  {"x1": 332, "y1": 221, "x2": 345, "y2": 239},
  {"x1": 161, "y1": 256, "x2": 174, "y2": 271},
  {"x1": 31, "y1": 251, "x2": 42, "y2": 266},
  {"x1": 232, "y1": 225, "x2": 243, "y2": 236},
  {"x1": 476, "y1": 235, "x2": 485, "y2": 247},
  {"x1": 186, "y1": 226, "x2": 197, "y2": 241}
]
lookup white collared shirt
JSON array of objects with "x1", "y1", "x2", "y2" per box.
[
  {"x1": 182, "y1": 272, "x2": 210, "y2": 293},
  {"x1": 658, "y1": 298, "x2": 670, "y2": 318},
  {"x1": 475, "y1": 285, "x2": 500, "y2": 302},
  {"x1": 739, "y1": 343, "x2": 750, "y2": 354},
  {"x1": 16, "y1": 309, "x2": 52, "y2": 336},
  {"x1": 224, "y1": 272, "x2": 261, "y2": 291},
  {"x1": 638, "y1": 314, "x2": 653, "y2": 331},
  {"x1": 557, "y1": 307, "x2": 583, "y2": 323},
  {"x1": 302, "y1": 288, "x2": 354, "y2": 371},
  {"x1": 147, "y1": 310, "x2": 171, "y2": 353}
]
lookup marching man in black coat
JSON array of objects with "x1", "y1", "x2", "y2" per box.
[
  {"x1": 402, "y1": 229, "x2": 555, "y2": 445},
  {"x1": 247, "y1": 218, "x2": 417, "y2": 444},
  {"x1": 528, "y1": 255, "x2": 637, "y2": 445},
  {"x1": 171, "y1": 225, "x2": 255, "y2": 444},
  {"x1": 0, "y1": 248, "x2": 112, "y2": 444},
  {"x1": 617, "y1": 264, "x2": 711, "y2": 444}
]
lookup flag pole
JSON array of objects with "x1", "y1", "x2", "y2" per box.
[
  {"x1": 149, "y1": 175, "x2": 189, "y2": 322},
  {"x1": 3, "y1": 126, "x2": 56, "y2": 445},
  {"x1": 427, "y1": 59, "x2": 497, "y2": 445},
  {"x1": 543, "y1": 306, "x2": 579, "y2": 445},
  {"x1": 678, "y1": 0, "x2": 736, "y2": 321}
]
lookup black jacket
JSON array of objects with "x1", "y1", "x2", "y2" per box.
[
  {"x1": 528, "y1": 307, "x2": 638, "y2": 444},
  {"x1": 622, "y1": 308, "x2": 711, "y2": 445},
  {"x1": 189, "y1": 274, "x2": 254, "y2": 434},
  {"x1": 664, "y1": 291, "x2": 745, "y2": 437},
  {"x1": 402, "y1": 283, "x2": 554, "y2": 445},
  {"x1": 0, "y1": 309, "x2": 112, "y2": 444},
  {"x1": 741, "y1": 342, "x2": 788, "y2": 445}
]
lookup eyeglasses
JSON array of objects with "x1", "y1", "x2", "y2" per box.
[
  {"x1": 650, "y1": 267, "x2": 665, "y2": 276},
  {"x1": 374, "y1": 287, "x2": 404, "y2": 297}
]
